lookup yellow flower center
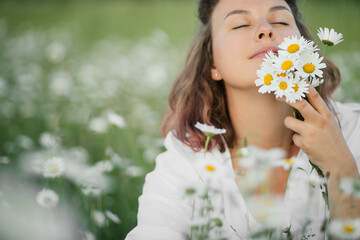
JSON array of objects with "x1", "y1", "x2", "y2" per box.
[
  {"x1": 293, "y1": 83, "x2": 299, "y2": 92},
  {"x1": 205, "y1": 165, "x2": 216, "y2": 172},
  {"x1": 279, "y1": 81, "x2": 288, "y2": 90},
  {"x1": 281, "y1": 60, "x2": 293, "y2": 70},
  {"x1": 277, "y1": 73, "x2": 287, "y2": 77},
  {"x1": 343, "y1": 224, "x2": 355, "y2": 233},
  {"x1": 287, "y1": 44, "x2": 300, "y2": 53},
  {"x1": 51, "y1": 167, "x2": 59, "y2": 174},
  {"x1": 285, "y1": 158, "x2": 294, "y2": 165},
  {"x1": 264, "y1": 74, "x2": 273, "y2": 85},
  {"x1": 303, "y1": 63, "x2": 315, "y2": 73}
]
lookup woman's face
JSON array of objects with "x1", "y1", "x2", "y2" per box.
[{"x1": 211, "y1": 0, "x2": 301, "y2": 89}]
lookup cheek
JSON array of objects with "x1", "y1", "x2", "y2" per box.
[
  {"x1": 278, "y1": 28, "x2": 301, "y2": 41},
  {"x1": 212, "y1": 34, "x2": 247, "y2": 69}
]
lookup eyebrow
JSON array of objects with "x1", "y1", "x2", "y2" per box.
[{"x1": 224, "y1": 5, "x2": 291, "y2": 21}]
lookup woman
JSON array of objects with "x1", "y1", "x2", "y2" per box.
[{"x1": 126, "y1": 0, "x2": 360, "y2": 239}]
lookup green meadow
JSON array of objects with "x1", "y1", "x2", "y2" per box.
[{"x1": 0, "y1": 1, "x2": 359, "y2": 239}]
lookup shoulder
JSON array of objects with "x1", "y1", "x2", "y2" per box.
[{"x1": 145, "y1": 132, "x2": 202, "y2": 188}]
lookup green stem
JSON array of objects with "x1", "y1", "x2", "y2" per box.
[
  {"x1": 292, "y1": 108, "x2": 297, "y2": 118},
  {"x1": 204, "y1": 136, "x2": 211, "y2": 154}
]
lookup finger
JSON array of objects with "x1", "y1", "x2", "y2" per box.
[
  {"x1": 277, "y1": 96, "x2": 319, "y2": 123},
  {"x1": 306, "y1": 84, "x2": 332, "y2": 117},
  {"x1": 292, "y1": 133, "x2": 303, "y2": 149},
  {"x1": 284, "y1": 116, "x2": 307, "y2": 135}
]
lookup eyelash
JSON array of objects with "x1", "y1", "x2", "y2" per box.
[
  {"x1": 233, "y1": 25, "x2": 250, "y2": 30},
  {"x1": 232, "y1": 22, "x2": 288, "y2": 30},
  {"x1": 273, "y1": 22, "x2": 289, "y2": 26}
]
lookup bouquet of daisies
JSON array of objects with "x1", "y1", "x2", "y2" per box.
[{"x1": 255, "y1": 27, "x2": 343, "y2": 104}]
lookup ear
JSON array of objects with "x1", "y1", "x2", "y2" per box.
[{"x1": 211, "y1": 67, "x2": 222, "y2": 81}]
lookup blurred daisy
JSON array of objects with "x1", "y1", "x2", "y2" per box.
[
  {"x1": 81, "y1": 185, "x2": 102, "y2": 197},
  {"x1": 255, "y1": 64, "x2": 276, "y2": 94},
  {"x1": 328, "y1": 218, "x2": 360, "y2": 240},
  {"x1": 273, "y1": 76, "x2": 295, "y2": 99},
  {"x1": 105, "y1": 210, "x2": 121, "y2": 224},
  {"x1": 94, "y1": 160, "x2": 114, "y2": 173},
  {"x1": 317, "y1": 27, "x2": 344, "y2": 46},
  {"x1": 278, "y1": 36, "x2": 311, "y2": 56},
  {"x1": 308, "y1": 172, "x2": 327, "y2": 188},
  {"x1": 296, "y1": 51, "x2": 326, "y2": 79},
  {"x1": 195, "y1": 122, "x2": 226, "y2": 137},
  {"x1": 339, "y1": 177, "x2": 360, "y2": 198},
  {"x1": 286, "y1": 76, "x2": 309, "y2": 103},
  {"x1": 246, "y1": 195, "x2": 284, "y2": 228},
  {"x1": 107, "y1": 111, "x2": 126, "y2": 129},
  {"x1": 125, "y1": 165, "x2": 144, "y2": 177},
  {"x1": 239, "y1": 146, "x2": 285, "y2": 169},
  {"x1": 88, "y1": 117, "x2": 108, "y2": 133},
  {"x1": 36, "y1": 189, "x2": 59, "y2": 209},
  {"x1": 81, "y1": 231, "x2": 95, "y2": 240},
  {"x1": 43, "y1": 157, "x2": 65, "y2": 178},
  {"x1": 274, "y1": 157, "x2": 296, "y2": 171},
  {"x1": 196, "y1": 158, "x2": 227, "y2": 181},
  {"x1": 92, "y1": 210, "x2": 106, "y2": 227},
  {"x1": 40, "y1": 132, "x2": 60, "y2": 149},
  {"x1": 182, "y1": 182, "x2": 208, "y2": 199}
]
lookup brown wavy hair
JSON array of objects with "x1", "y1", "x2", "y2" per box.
[{"x1": 161, "y1": 0, "x2": 340, "y2": 153}]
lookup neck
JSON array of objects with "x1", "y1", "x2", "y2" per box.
[{"x1": 226, "y1": 86, "x2": 296, "y2": 157}]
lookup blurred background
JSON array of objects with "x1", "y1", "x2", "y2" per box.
[{"x1": 0, "y1": 0, "x2": 359, "y2": 239}]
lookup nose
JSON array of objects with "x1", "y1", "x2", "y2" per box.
[{"x1": 256, "y1": 21, "x2": 274, "y2": 41}]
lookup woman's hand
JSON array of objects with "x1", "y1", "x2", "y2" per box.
[{"x1": 277, "y1": 84, "x2": 358, "y2": 178}]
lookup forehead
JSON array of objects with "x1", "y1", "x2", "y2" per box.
[{"x1": 211, "y1": 0, "x2": 291, "y2": 21}]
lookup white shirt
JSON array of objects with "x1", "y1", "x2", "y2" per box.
[{"x1": 125, "y1": 101, "x2": 360, "y2": 240}]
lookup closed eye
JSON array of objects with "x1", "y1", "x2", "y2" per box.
[
  {"x1": 233, "y1": 25, "x2": 250, "y2": 30},
  {"x1": 272, "y1": 22, "x2": 289, "y2": 26}
]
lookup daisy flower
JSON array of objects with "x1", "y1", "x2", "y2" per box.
[
  {"x1": 273, "y1": 54, "x2": 298, "y2": 74},
  {"x1": 36, "y1": 188, "x2": 59, "y2": 209},
  {"x1": 278, "y1": 36, "x2": 311, "y2": 56},
  {"x1": 328, "y1": 218, "x2": 360, "y2": 240},
  {"x1": 43, "y1": 156, "x2": 65, "y2": 178},
  {"x1": 194, "y1": 122, "x2": 226, "y2": 137},
  {"x1": 260, "y1": 50, "x2": 278, "y2": 68},
  {"x1": 339, "y1": 177, "x2": 360, "y2": 198},
  {"x1": 317, "y1": 27, "x2": 344, "y2": 46},
  {"x1": 272, "y1": 74, "x2": 295, "y2": 99},
  {"x1": 286, "y1": 75, "x2": 309, "y2": 103},
  {"x1": 196, "y1": 158, "x2": 227, "y2": 181},
  {"x1": 274, "y1": 157, "x2": 296, "y2": 170},
  {"x1": 296, "y1": 51, "x2": 326, "y2": 79},
  {"x1": 255, "y1": 64, "x2": 276, "y2": 94},
  {"x1": 310, "y1": 77, "x2": 324, "y2": 88}
]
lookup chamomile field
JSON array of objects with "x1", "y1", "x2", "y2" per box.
[{"x1": 0, "y1": 0, "x2": 359, "y2": 239}]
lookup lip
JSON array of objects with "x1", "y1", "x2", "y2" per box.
[{"x1": 249, "y1": 46, "x2": 279, "y2": 59}]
